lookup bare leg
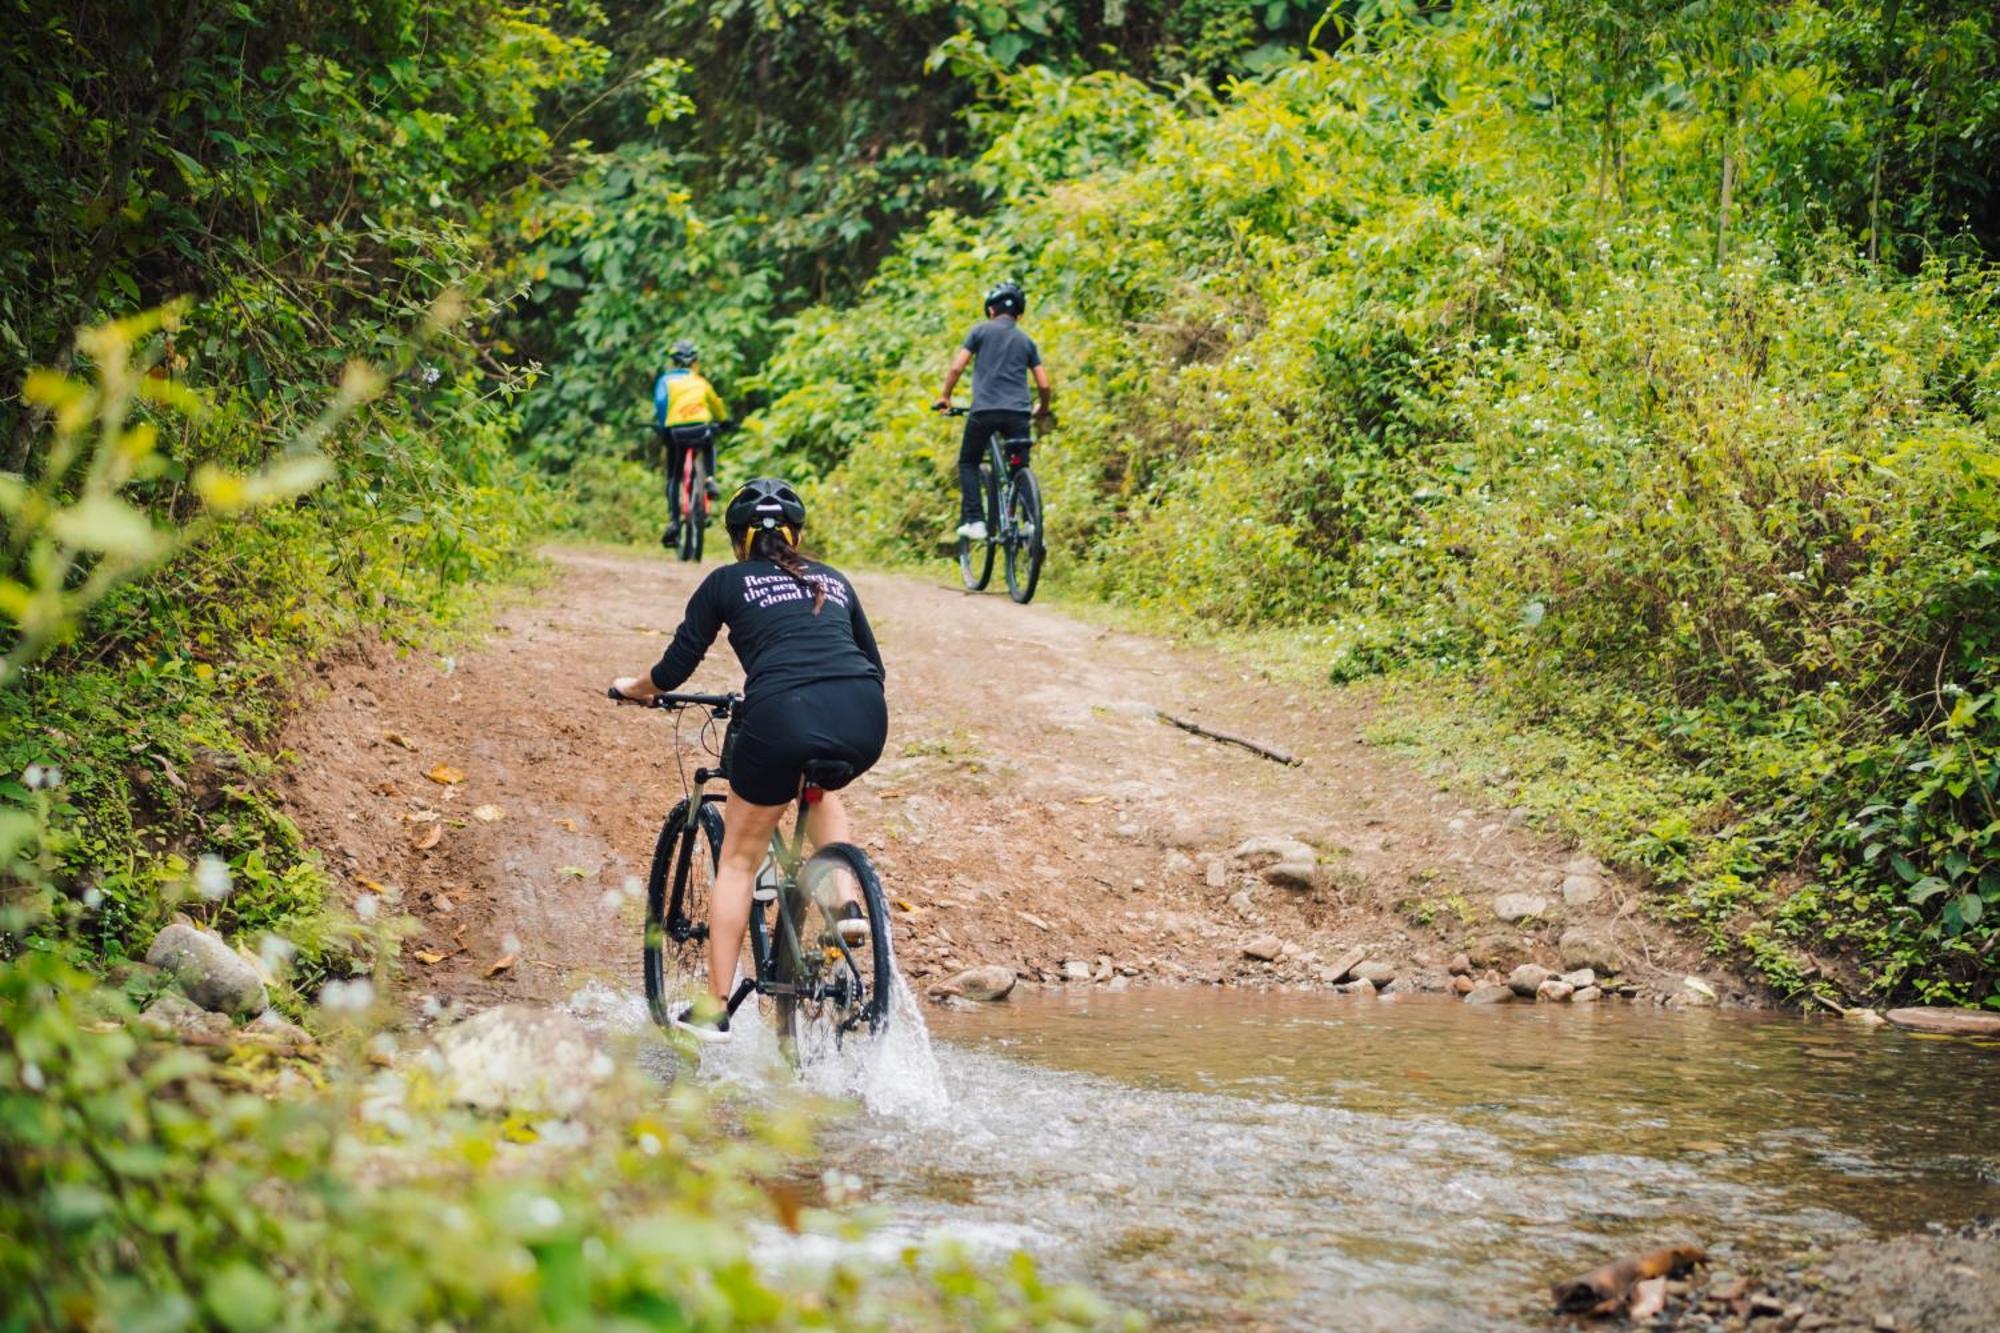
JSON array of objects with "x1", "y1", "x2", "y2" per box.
[
  {"x1": 803, "y1": 791, "x2": 861, "y2": 909},
  {"x1": 708, "y1": 789, "x2": 788, "y2": 1008}
]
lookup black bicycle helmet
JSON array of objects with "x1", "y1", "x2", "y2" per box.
[
  {"x1": 725, "y1": 477, "x2": 807, "y2": 538},
  {"x1": 669, "y1": 338, "x2": 699, "y2": 367},
  {"x1": 984, "y1": 279, "x2": 1026, "y2": 317}
]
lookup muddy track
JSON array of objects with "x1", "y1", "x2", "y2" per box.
[{"x1": 277, "y1": 546, "x2": 1710, "y2": 1017}]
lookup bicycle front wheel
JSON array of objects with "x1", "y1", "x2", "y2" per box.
[
  {"x1": 958, "y1": 464, "x2": 996, "y2": 591},
  {"x1": 775, "y1": 842, "x2": 894, "y2": 1065},
  {"x1": 1003, "y1": 468, "x2": 1045, "y2": 604},
  {"x1": 643, "y1": 798, "x2": 723, "y2": 1029}
]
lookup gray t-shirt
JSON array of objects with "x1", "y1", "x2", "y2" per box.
[{"x1": 963, "y1": 316, "x2": 1042, "y2": 414}]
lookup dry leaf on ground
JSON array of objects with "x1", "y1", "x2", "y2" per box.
[
  {"x1": 384, "y1": 732, "x2": 418, "y2": 752},
  {"x1": 555, "y1": 817, "x2": 578, "y2": 832},
  {"x1": 472, "y1": 804, "x2": 504, "y2": 823},
  {"x1": 485, "y1": 953, "x2": 516, "y2": 977},
  {"x1": 412, "y1": 823, "x2": 442, "y2": 851},
  {"x1": 426, "y1": 764, "x2": 464, "y2": 785},
  {"x1": 414, "y1": 949, "x2": 446, "y2": 964},
  {"x1": 558, "y1": 865, "x2": 589, "y2": 879}
]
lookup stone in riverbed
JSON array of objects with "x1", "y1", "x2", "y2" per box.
[
  {"x1": 1061, "y1": 959, "x2": 1094, "y2": 982},
  {"x1": 1351, "y1": 959, "x2": 1397, "y2": 987},
  {"x1": 1883, "y1": 1007, "x2": 2000, "y2": 1037},
  {"x1": 145, "y1": 922, "x2": 268, "y2": 1017},
  {"x1": 1682, "y1": 976, "x2": 1719, "y2": 1006},
  {"x1": 1464, "y1": 983, "x2": 1514, "y2": 1004},
  {"x1": 1231, "y1": 836, "x2": 1320, "y2": 890},
  {"x1": 937, "y1": 965, "x2": 1016, "y2": 1002},
  {"x1": 1560, "y1": 873, "x2": 1604, "y2": 905},
  {"x1": 1448, "y1": 953, "x2": 1472, "y2": 976},
  {"x1": 1451, "y1": 974, "x2": 1475, "y2": 995},
  {"x1": 1558, "y1": 928, "x2": 1620, "y2": 973},
  {"x1": 1337, "y1": 978, "x2": 1377, "y2": 996},
  {"x1": 1241, "y1": 934, "x2": 1283, "y2": 962},
  {"x1": 1508, "y1": 963, "x2": 1552, "y2": 997},
  {"x1": 1493, "y1": 893, "x2": 1551, "y2": 923},
  {"x1": 1319, "y1": 945, "x2": 1367, "y2": 985},
  {"x1": 1536, "y1": 979, "x2": 1575, "y2": 1003},
  {"x1": 1559, "y1": 968, "x2": 1597, "y2": 989},
  {"x1": 1571, "y1": 985, "x2": 1602, "y2": 1003}
]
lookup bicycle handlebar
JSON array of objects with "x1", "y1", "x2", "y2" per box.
[
  {"x1": 606, "y1": 686, "x2": 741, "y2": 712},
  {"x1": 934, "y1": 404, "x2": 970, "y2": 417}
]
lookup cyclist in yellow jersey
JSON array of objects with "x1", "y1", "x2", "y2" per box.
[{"x1": 654, "y1": 339, "x2": 730, "y2": 548}]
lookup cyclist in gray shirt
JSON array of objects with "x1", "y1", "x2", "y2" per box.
[{"x1": 934, "y1": 280, "x2": 1053, "y2": 540}]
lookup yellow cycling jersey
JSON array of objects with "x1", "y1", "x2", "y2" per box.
[{"x1": 658, "y1": 369, "x2": 727, "y2": 427}]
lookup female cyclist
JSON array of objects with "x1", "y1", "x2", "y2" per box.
[{"x1": 610, "y1": 478, "x2": 887, "y2": 1040}]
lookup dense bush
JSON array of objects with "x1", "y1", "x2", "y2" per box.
[{"x1": 747, "y1": 1, "x2": 2000, "y2": 1005}]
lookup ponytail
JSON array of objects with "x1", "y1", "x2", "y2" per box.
[{"x1": 746, "y1": 525, "x2": 825, "y2": 614}]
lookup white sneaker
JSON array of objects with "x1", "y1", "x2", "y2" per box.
[
  {"x1": 833, "y1": 902, "x2": 871, "y2": 948},
  {"x1": 957, "y1": 520, "x2": 988, "y2": 541},
  {"x1": 668, "y1": 1000, "x2": 732, "y2": 1044}
]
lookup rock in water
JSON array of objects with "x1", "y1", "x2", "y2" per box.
[
  {"x1": 940, "y1": 965, "x2": 1016, "y2": 1002},
  {"x1": 1061, "y1": 958, "x2": 1094, "y2": 982},
  {"x1": 434, "y1": 1006, "x2": 608, "y2": 1116},
  {"x1": 1571, "y1": 985, "x2": 1602, "y2": 1003},
  {"x1": 145, "y1": 923, "x2": 268, "y2": 1016},
  {"x1": 1536, "y1": 979, "x2": 1575, "y2": 1003},
  {"x1": 1559, "y1": 968, "x2": 1598, "y2": 989},
  {"x1": 1241, "y1": 934, "x2": 1283, "y2": 962},
  {"x1": 1508, "y1": 963, "x2": 1552, "y2": 997},
  {"x1": 1682, "y1": 976, "x2": 1719, "y2": 1006},
  {"x1": 141, "y1": 992, "x2": 235, "y2": 1040},
  {"x1": 1883, "y1": 1007, "x2": 2000, "y2": 1037},
  {"x1": 1337, "y1": 978, "x2": 1377, "y2": 995},
  {"x1": 1558, "y1": 928, "x2": 1620, "y2": 973},
  {"x1": 1464, "y1": 983, "x2": 1515, "y2": 1004},
  {"x1": 1447, "y1": 953, "x2": 1472, "y2": 976},
  {"x1": 1493, "y1": 893, "x2": 1551, "y2": 923}
]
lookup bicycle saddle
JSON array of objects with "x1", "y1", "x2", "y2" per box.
[{"x1": 800, "y1": 758, "x2": 856, "y2": 790}]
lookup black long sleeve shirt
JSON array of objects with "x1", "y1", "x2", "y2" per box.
[{"x1": 649, "y1": 559, "x2": 885, "y2": 705}]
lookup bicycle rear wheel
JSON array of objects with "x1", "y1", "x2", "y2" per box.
[
  {"x1": 688, "y1": 460, "x2": 708, "y2": 563},
  {"x1": 1003, "y1": 468, "x2": 1045, "y2": 604},
  {"x1": 643, "y1": 798, "x2": 723, "y2": 1029},
  {"x1": 773, "y1": 841, "x2": 894, "y2": 1066},
  {"x1": 958, "y1": 463, "x2": 996, "y2": 591}
]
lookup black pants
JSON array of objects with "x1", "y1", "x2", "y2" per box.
[
  {"x1": 724, "y1": 678, "x2": 888, "y2": 807},
  {"x1": 959, "y1": 411, "x2": 1032, "y2": 524},
  {"x1": 661, "y1": 426, "x2": 717, "y2": 516}
]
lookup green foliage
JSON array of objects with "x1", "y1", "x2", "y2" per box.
[{"x1": 745, "y1": 1, "x2": 2000, "y2": 1004}]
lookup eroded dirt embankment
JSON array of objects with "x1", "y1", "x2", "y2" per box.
[{"x1": 276, "y1": 545, "x2": 1712, "y2": 1017}]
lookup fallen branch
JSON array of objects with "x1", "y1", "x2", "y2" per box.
[
  {"x1": 1552, "y1": 1242, "x2": 1706, "y2": 1315},
  {"x1": 1157, "y1": 711, "x2": 1302, "y2": 766}
]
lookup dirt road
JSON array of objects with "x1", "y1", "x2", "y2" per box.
[{"x1": 277, "y1": 546, "x2": 1706, "y2": 1015}]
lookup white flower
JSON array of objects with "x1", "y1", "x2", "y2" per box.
[
  {"x1": 355, "y1": 893, "x2": 379, "y2": 921},
  {"x1": 637, "y1": 1132, "x2": 662, "y2": 1156},
  {"x1": 81, "y1": 887, "x2": 103, "y2": 911},
  {"x1": 195, "y1": 854, "x2": 232, "y2": 902},
  {"x1": 525, "y1": 1197, "x2": 563, "y2": 1229},
  {"x1": 259, "y1": 934, "x2": 297, "y2": 973},
  {"x1": 319, "y1": 978, "x2": 376, "y2": 1013},
  {"x1": 21, "y1": 1061, "x2": 45, "y2": 1091}
]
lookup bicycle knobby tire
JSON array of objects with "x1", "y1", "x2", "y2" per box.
[{"x1": 643, "y1": 798, "x2": 723, "y2": 1029}]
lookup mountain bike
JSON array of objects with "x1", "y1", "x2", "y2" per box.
[
  {"x1": 608, "y1": 687, "x2": 894, "y2": 1063},
  {"x1": 939, "y1": 406, "x2": 1045, "y2": 604},
  {"x1": 661, "y1": 421, "x2": 734, "y2": 563}
]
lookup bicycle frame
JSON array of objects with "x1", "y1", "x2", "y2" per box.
[{"x1": 666, "y1": 715, "x2": 857, "y2": 1024}]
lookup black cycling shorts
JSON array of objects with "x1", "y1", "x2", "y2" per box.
[{"x1": 724, "y1": 677, "x2": 887, "y2": 807}]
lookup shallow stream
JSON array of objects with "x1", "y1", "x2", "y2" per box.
[{"x1": 834, "y1": 989, "x2": 1997, "y2": 1328}]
